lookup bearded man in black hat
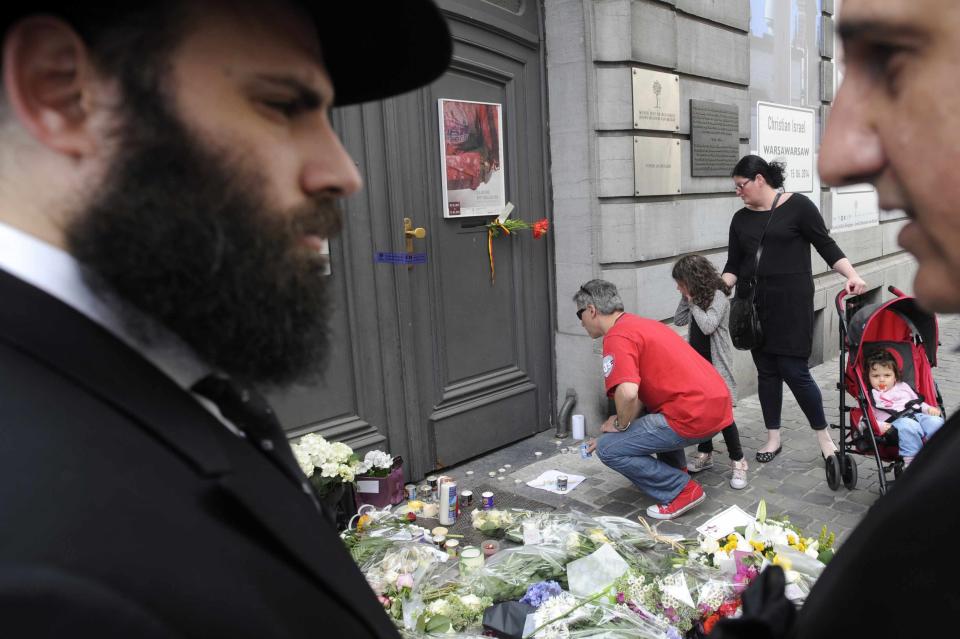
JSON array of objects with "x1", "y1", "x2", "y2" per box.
[{"x1": 0, "y1": 2, "x2": 449, "y2": 637}]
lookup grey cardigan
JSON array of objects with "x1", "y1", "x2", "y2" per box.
[{"x1": 674, "y1": 289, "x2": 737, "y2": 405}]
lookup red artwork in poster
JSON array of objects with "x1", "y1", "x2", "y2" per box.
[{"x1": 443, "y1": 101, "x2": 501, "y2": 192}]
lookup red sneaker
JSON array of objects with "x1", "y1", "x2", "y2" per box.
[{"x1": 645, "y1": 480, "x2": 705, "y2": 520}]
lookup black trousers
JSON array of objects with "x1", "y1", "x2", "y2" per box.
[
  {"x1": 697, "y1": 422, "x2": 744, "y2": 460},
  {"x1": 751, "y1": 350, "x2": 827, "y2": 430}
]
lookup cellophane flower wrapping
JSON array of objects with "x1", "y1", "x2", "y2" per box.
[{"x1": 348, "y1": 502, "x2": 834, "y2": 637}]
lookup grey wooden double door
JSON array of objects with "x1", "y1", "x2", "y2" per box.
[{"x1": 268, "y1": 1, "x2": 554, "y2": 480}]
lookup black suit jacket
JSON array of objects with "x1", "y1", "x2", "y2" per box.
[
  {"x1": 789, "y1": 407, "x2": 960, "y2": 637},
  {"x1": 0, "y1": 270, "x2": 400, "y2": 638}
]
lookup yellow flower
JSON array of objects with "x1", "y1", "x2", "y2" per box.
[
  {"x1": 772, "y1": 554, "x2": 793, "y2": 571},
  {"x1": 357, "y1": 514, "x2": 372, "y2": 531},
  {"x1": 787, "y1": 534, "x2": 797, "y2": 546},
  {"x1": 750, "y1": 541, "x2": 766, "y2": 553},
  {"x1": 588, "y1": 528, "x2": 610, "y2": 544},
  {"x1": 727, "y1": 534, "x2": 738, "y2": 543}
]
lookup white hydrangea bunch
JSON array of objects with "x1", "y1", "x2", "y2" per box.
[
  {"x1": 291, "y1": 433, "x2": 368, "y2": 489},
  {"x1": 362, "y1": 450, "x2": 395, "y2": 476}
]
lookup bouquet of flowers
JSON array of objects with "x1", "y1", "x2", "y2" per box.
[
  {"x1": 683, "y1": 501, "x2": 836, "y2": 608},
  {"x1": 687, "y1": 502, "x2": 835, "y2": 572},
  {"x1": 412, "y1": 593, "x2": 492, "y2": 634},
  {"x1": 484, "y1": 211, "x2": 550, "y2": 283},
  {"x1": 461, "y1": 545, "x2": 570, "y2": 602},
  {"x1": 486, "y1": 216, "x2": 550, "y2": 239},
  {"x1": 342, "y1": 502, "x2": 834, "y2": 637},
  {"x1": 362, "y1": 450, "x2": 397, "y2": 478},
  {"x1": 292, "y1": 433, "x2": 368, "y2": 497},
  {"x1": 522, "y1": 585, "x2": 670, "y2": 639},
  {"x1": 471, "y1": 508, "x2": 523, "y2": 539}
]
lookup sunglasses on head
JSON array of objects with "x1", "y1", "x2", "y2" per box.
[{"x1": 576, "y1": 285, "x2": 592, "y2": 320}]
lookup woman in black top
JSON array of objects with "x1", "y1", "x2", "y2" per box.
[{"x1": 722, "y1": 155, "x2": 866, "y2": 463}]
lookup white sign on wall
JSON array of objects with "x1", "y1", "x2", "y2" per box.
[
  {"x1": 833, "y1": 186, "x2": 880, "y2": 231},
  {"x1": 756, "y1": 102, "x2": 815, "y2": 193}
]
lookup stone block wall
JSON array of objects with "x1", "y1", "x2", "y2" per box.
[{"x1": 545, "y1": 0, "x2": 916, "y2": 433}]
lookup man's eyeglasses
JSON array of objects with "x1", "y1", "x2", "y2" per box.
[
  {"x1": 576, "y1": 307, "x2": 587, "y2": 321},
  {"x1": 734, "y1": 177, "x2": 754, "y2": 191}
]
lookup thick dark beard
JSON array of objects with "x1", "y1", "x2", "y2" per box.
[{"x1": 65, "y1": 104, "x2": 342, "y2": 388}]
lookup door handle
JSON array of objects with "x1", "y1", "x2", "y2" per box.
[{"x1": 403, "y1": 218, "x2": 426, "y2": 265}]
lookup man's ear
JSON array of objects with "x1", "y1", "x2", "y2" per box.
[{"x1": 2, "y1": 16, "x2": 98, "y2": 157}]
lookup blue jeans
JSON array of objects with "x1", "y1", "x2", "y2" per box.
[
  {"x1": 595, "y1": 413, "x2": 707, "y2": 503},
  {"x1": 893, "y1": 413, "x2": 945, "y2": 457}
]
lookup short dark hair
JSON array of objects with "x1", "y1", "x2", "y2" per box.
[
  {"x1": 732, "y1": 154, "x2": 787, "y2": 189},
  {"x1": 865, "y1": 349, "x2": 901, "y2": 381}
]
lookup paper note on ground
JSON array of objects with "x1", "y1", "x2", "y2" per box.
[
  {"x1": 696, "y1": 504, "x2": 756, "y2": 539},
  {"x1": 526, "y1": 469, "x2": 586, "y2": 495}
]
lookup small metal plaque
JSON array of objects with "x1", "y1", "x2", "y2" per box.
[
  {"x1": 633, "y1": 137, "x2": 681, "y2": 196},
  {"x1": 632, "y1": 68, "x2": 680, "y2": 132},
  {"x1": 690, "y1": 100, "x2": 740, "y2": 177}
]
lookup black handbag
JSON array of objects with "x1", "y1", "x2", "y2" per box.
[{"x1": 730, "y1": 192, "x2": 782, "y2": 351}]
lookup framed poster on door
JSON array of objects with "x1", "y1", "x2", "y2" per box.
[{"x1": 438, "y1": 99, "x2": 505, "y2": 218}]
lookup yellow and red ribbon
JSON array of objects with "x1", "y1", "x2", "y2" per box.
[{"x1": 486, "y1": 222, "x2": 510, "y2": 284}]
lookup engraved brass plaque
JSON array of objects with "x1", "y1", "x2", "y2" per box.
[
  {"x1": 631, "y1": 68, "x2": 680, "y2": 132},
  {"x1": 633, "y1": 137, "x2": 681, "y2": 196}
]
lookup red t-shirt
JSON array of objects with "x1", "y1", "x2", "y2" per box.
[{"x1": 602, "y1": 313, "x2": 732, "y2": 439}]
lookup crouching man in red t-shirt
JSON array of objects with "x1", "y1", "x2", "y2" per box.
[{"x1": 576, "y1": 280, "x2": 734, "y2": 519}]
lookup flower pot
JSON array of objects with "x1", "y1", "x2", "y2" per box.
[
  {"x1": 314, "y1": 481, "x2": 355, "y2": 532},
  {"x1": 355, "y1": 460, "x2": 405, "y2": 508}
]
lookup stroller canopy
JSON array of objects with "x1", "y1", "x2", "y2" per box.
[{"x1": 847, "y1": 297, "x2": 938, "y2": 366}]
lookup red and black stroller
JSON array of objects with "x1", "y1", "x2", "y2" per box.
[{"x1": 830, "y1": 286, "x2": 944, "y2": 494}]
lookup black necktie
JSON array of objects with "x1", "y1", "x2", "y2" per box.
[{"x1": 192, "y1": 374, "x2": 320, "y2": 510}]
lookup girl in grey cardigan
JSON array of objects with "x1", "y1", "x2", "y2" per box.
[{"x1": 673, "y1": 255, "x2": 749, "y2": 489}]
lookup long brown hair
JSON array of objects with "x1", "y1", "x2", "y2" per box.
[{"x1": 671, "y1": 254, "x2": 731, "y2": 311}]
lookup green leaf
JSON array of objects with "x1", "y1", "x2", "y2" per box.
[
  {"x1": 755, "y1": 500, "x2": 767, "y2": 523},
  {"x1": 425, "y1": 615, "x2": 452, "y2": 634},
  {"x1": 817, "y1": 548, "x2": 834, "y2": 564}
]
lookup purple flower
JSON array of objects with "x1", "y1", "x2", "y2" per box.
[
  {"x1": 520, "y1": 581, "x2": 564, "y2": 607},
  {"x1": 616, "y1": 592, "x2": 626, "y2": 604}
]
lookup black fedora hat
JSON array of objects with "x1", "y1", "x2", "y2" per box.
[{"x1": 0, "y1": 1, "x2": 452, "y2": 106}]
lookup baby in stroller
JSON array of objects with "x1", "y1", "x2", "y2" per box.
[{"x1": 866, "y1": 349, "x2": 944, "y2": 468}]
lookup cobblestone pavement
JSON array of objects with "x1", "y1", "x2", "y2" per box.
[{"x1": 444, "y1": 314, "x2": 960, "y2": 547}]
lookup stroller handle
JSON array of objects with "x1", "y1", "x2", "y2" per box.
[
  {"x1": 835, "y1": 288, "x2": 849, "y2": 315},
  {"x1": 888, "y1": 285, "x2": 907, "y2": 297}
]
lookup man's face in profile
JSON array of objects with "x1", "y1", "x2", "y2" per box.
[
  {"x1": 66, "y1": 2, "x2": 363, "y2": 386},
  {"x1": 819, "y1": 0, "x2": 960, "y2": 312}
]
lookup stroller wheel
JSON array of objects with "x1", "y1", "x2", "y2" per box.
[
  {"x1": 825, "y1": 454, "x2": 841, "y2": 491},
  {"x1": 840, "y1": 454, "x2": 858, "y2": 490},
  {"x1": 893, "y1": 460, "x2": 904, "y2": 480}
]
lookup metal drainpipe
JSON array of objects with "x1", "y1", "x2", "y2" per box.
[{"x1": 555, "y1": 388, "x2": 577, "y2": 438}]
